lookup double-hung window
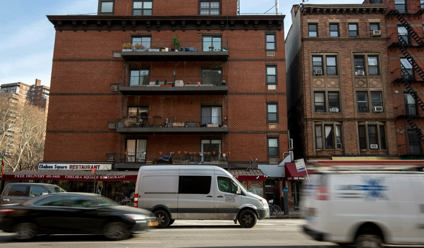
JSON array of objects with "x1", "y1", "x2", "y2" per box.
[
  {"x1": 329, "y1": 23, "x2": 339, "y2": 37},
  {"x1": 200, "y1": 0, "x2": 220, "y2": 15},
  {"x1": 315, "y1": 123, "x2": 342, "y2": 150},
  {"x1": 314, "y1": 91, "x2": 340, "y2": 113},
  {"x1": 203, "y1": 35, "x2": 221, "y2": 51},
  {"x1": 371, "y1": 91, "x2": 383, "y2": 111},
  {"x1": 356, "y1": 91, "x2": 369, "y2": 113},
  {"x1": 201, "y1": 106, "x2": 222, "y2": 126},
  {"x1": 133, "y1": 0, "x2": 152, "y2": 15},
  {"x1": 328, "y1": 92, "x2": 340, "y2": 112},
  {"x1": 398, "y1": 26, "x2": 409, "y2": 45},
  {"x1": 266, "y1": 65, "x2": 277, "y2": 85},
  {"x1": 370, "y1": 23, "x2": 380, "y2": 35},
  {"x1": 395, "y1": 0, "x2": 407, "y2": 13},
  {"x1": 267, "y1": 103, "x2": 278, "y2": 123},
  {"x1": 358, "y1": 122, "x2": 386, "y2": 150},
  {"x1": 326, "y1": 56, "x2": 337, "y2": 75},
  {"x1": 401, "y1": 58, "x2": 414, "y2": 80},
  {"x1": 348, "y1": 23, "x2": 358, "y2": 37},
  {"x1": 314, "y1": 92, "x2": 326, "y2": 112},
  {"x1": 354, "y1": 55, "x2": 366, "y2": 76},
  {"x1": 131, "y1": 36, "x2": 151, "y2": 49},
  {"x1": 99, "y1": 0, "x2": 114, "y2": 14},
  {"x1": 368, "y1": 56, "x2": 379, "y2": 75},
  {"x1": 266, "y1": 34, "x2": 276, "y2": 51},
  {"x1": 308, "y1": 23, "x2": 318, "y2": 37},
  {"x1": 405, "y1": 93, "x2": 417, "y2": 116},
  {"x1": 267, "y1": 137, "x2": 279, "y2": 157},
  {"x1": 312, "y1": 56, "x2": 323, "y2": 76},
  {"x1": 312, "y1": 55, "x2": 338, "y2": 76},
  {"x1": 130, "y1": 69, "x2": 149, "y2": 86}
]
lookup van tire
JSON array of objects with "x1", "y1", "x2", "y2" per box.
[
  {"x1": 238, "y1": 209, "x2": 257, "y2": 228},
  {"x1": 355, "y1": 234, "x2": 382, "y2": 248},
  {"x1": 154, "y1": 209, "x2": 171, "y2": 228}
]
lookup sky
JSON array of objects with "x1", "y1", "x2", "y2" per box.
[{"x1": 0, "y1": 0, "x2": 363, "y2": 86}]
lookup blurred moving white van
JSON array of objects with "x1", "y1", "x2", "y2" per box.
[
  {"x1": 134, "y1": 165, "x2": 269, "y2": 228},
  {"x1": 301, "y1": 167, "x2": 424, "y2": 248}
]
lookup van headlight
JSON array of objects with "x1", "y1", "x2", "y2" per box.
[{"x1": 125, "y1": 214, "x2": 147, "y2": 221}]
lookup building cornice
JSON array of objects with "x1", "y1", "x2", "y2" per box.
[
  {"x1": 300, "y1": 4, "x2": 386, "y2": 15},
  {"x1": 47, "y1": 15, "x2": 285, "y2": 31}
]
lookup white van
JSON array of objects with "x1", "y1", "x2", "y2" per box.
[
  {"x1": 301, "y1": 167, "x2": 424, "y2": 248},
  {"x1": 134, "y1": 165, "x2": 269, "y2": 228}
]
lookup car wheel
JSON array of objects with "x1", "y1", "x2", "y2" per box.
[
  {"x1": 104, "y1": 222, "x2": 130, "y2": 240},
  {"x1": 355, "y1": 234, "x2": 382, "y2": 248},
  {"x1": 238, "y1": 209, "x2": 257, "y2": 228},
  {"x1": 154, "y1": 209, "x2": 170, "y2": 228},
  {"x1": 15, "y1": 222, "x2": 37, "y2": 240}
]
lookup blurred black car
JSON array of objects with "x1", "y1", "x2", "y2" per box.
[{"x1": 0, "y1": 192, "x2": 158, "y2": 240}]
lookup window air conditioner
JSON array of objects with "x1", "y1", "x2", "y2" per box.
[
  {"x1": 329, "y1": 107, "x2": 340, "y2": 113},
  {"x1": 355, "y1": 70, "x2": 365, "y2": 76},
  {"x1": 313, "y1": 69, "x2": 323, "y2": 76},
  {"x1": 370, "y1": 144, "x2": 379, "y2": 150},
  {"x1": 372, "y1": 30, "x2": 382, "y2": 36},
  {"x1": 373, "y1": 106, "x2": 384, "y2": 112}
]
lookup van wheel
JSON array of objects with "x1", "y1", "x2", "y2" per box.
[
  {"x1": 154, "y1": 209, "x2": 171, "y2": 228},
  {"x1": 238, "y1": 209, "x2": 257, "y2": 228},
  {"x1": 355, "y1": 234, "x2": 382, "y2": 248},
  {"x1": 15, "y1": 222, "x2": 37, "y2": 240}
]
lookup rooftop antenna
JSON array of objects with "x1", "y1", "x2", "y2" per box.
[{"x1": 275, "y1": 0, "x2": 279, "y2": 14}]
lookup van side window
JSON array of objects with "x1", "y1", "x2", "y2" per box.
[
  {"x1": 8, "y1": 185, "x2": 27, "y2": 196},
  {"x1": 179, "y1": 176, "x2": 211, "y2": 194},
  {"x1": 217, "y1": 177, "x2": 238, "y2": 194}
]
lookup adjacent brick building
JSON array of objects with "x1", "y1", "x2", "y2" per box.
[{"x1": 45, "y1": 0, "x2": 288, "y2": 181}]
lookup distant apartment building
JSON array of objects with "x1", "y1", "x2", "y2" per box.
[
  {"x1": 286, "y1": 1, "x2": 397, "y2": 160},
  {"x1": 0, "y1": 79, "x2": 50, "y2": 112}
]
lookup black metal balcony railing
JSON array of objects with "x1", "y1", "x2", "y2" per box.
[
  {"x1": 121, "y1": 40, "x2": 229, "y2": 61},
  {"x1": 112, "y1": 152, "x2": 229, "y2": 166},
  {"x1": 115, "y1": 116, "x2": 228, "y2": 133}
]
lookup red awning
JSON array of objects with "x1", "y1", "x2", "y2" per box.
[{"x1": 285, "y1": 163, "x2": 306, "y2": 180}]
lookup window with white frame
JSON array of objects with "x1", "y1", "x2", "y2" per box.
[
  {"x1": 200, "y1": 0, "x2": 220, "y2": 15},
  {"x1": 315, "y1": 123, "x2": 342, "y2": 150},
  {"x1": 358, "y1": 122, "x2": 386, "y2": 150},
  {"x1": 133, "y1": 0, "x2": 152, "y2": 15}
]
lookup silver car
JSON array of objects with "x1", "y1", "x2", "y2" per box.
[{"x1": 0, "y1": 183, "x2": 66, "y2": 205}]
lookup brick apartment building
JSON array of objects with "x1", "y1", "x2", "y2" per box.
[
  {"x1": 41, "y1": 0, "x2": 288, "y2": 198},
  {"x1": 0, "y1": 79, "x2": 49, "y2": 111}
]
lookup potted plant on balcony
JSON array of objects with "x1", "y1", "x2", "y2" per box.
[
  {"x1": 172, "y1": 36, "x2": 180, "y2": 52},
  {"x1": 122, "y1": 42, "x2": 133, "y2": 52},
  {"x1": 134, "y1": 43, "x2": 145, "y2": 51}
]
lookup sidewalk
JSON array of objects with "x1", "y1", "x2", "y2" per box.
[{"x1": 269, "y1": 210, "x2": 302, "y2": 219}]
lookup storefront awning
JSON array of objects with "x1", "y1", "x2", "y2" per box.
[
  {"x1": 228, "y1": 168, "x2": 267, "y2": 181},
  {"x1": 1, "y1": 170, "x2": 138, "y2": 181},
  {"x1": 285, "y1": 163, "x2": 306, "y2": 180}
]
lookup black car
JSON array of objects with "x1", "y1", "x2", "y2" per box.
[{"x1": 0, "y1": 192, "x2": 157, "y2": 240}]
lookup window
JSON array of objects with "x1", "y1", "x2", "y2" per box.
[
  {"x1": 348, "y1": 23, "x2": 358, "y2": 37},
  {"x1": 398, "y1": 26, "x2": 409, "y2": 44},
  {"x1": 99, "y1": 0, "x2": 114, "y2": 14},
  {"x1": 368, "y1": 56, "x2": 379, "y2": 75},
  {"x1": 131, "y1": 36, "x2": 151, "y2": 49},
  {"x1": 179, "y1": 176, "x2": 211, "y2": 194},
  {"x1": 371, "y1": 91, "x2": 383, "y2": 110},
  {"x1": 201, "y1": 139, "x2": 221, "y2": 161},
  {"x1": 202, "y1": 68, "x2": 222, "y2": 85},
  {"x1": 200, "y1": 0, "x2": 220, "y2": 15},
  {"x1": 8, "y1": 185, "x2": 27, "y2": 196},
  {"x1": 127, "y1": 106, "x2": 148, "y2": 126},
  {"x1": 308, "y1": 23, "x2": 318, "y2": 37},
  {"x1": 326, "y1": 56, "x2": 337, "y2": 75},
  {"x1": 395, "y1": 0, "x2": 407, "y2": 13},
  {"x1": 356, "y1": 91, "x2": 369, "y2": 113},
  {"x1": 358, "y1": 122, "x2": 386, "y2": 150},
  {"x1": 314, "y1": 92, "x2": 326, "y2": 112},
  {"x1": 315, "y1": 123, "x2": 342, "y2": 150},
  {"x1": 405, "y1": 93, "x2": 417, "y2": 116},
  {"x1": 133, "y1": 0, "x2": 152, "y2": 15},
  {"x1": 312, "y1": 56, "x2": 323, "y2": 75},
  {"x1": 328, "y1": 92, "x2": 340, "y2": 112},
  {"x1": 217, "y1": 177, "x2": 238, "y2": 194},
  {"x1": 266, "y1": 34, "x2": 276, "y2": 51},
  {"x1": 268, "y1": 137, "x2": 279, "y2": 157},
  {"x1": 266, "y1": 65, "x2": 277, "y2": 84},
  {"x1": 408, "y1": 130, "x2": 422, "y2": 155},
  {"x1": 354, "y1": 55, "x2": 366, "y2": 76},
  {"x1": 421, "y1": 0, "x2": 424, "y2": 9},
  {"x1": 329, "y1": 23, "x2": 339, "y2": 37},
  {"x1": 201, "y1": 106, "x2": 222, "y2": 126},
  {"x1": 267, "y1": 103, "x2": 278, "y2": 123},
  {"x1": 126, "y1": 139, "x2": 147, "y2": 162},
  {"x1": 401, "y1": 58, "x2": 414, "y2": 80},
  {"x1": 29, "y1": 186, "x2": 48, "y2": 197},
  {"x1": 130, "y1": 69, "x2": 149, "y2": 86},
  {"x1": 203, "y1": 35, "x2": 221, "y2": 51}
]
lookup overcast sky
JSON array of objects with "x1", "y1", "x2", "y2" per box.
[{"x1": 0, "y1": 0, "x2": 363, "y2": 86}]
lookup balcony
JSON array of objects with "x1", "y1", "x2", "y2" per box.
[
  {"x1": 115, "y1": 116, "x2": 228, "y2": 134},
  {"x1": 120, "y1": 40, "x2": 229, "y2": 61}
]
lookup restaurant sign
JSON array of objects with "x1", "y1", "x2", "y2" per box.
[{"x1": 38, "y1": 163, "x2": 112, "y2": 171}]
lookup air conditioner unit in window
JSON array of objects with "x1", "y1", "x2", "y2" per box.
[
  {"x1": 313, "y1": 69, "x2": 323, "y2": 76},
  {"x1": 372, "y1": 30, "x2": 382, "y2": 36},
  {"x1": 370, "y1": 144, "x2": 379, "y2": 150},
  {"x1": 329, "y1": 107, "x2": 340, "y2": 113},
  {"x1": 373, "y1": 106, "x2": 384, "y2": 112},
  {"x1": 355, "y1": 70, "x2": 365, "y2": 76}
]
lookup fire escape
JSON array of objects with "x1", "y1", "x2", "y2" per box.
[{"x1": 389, "y1": 9, "x2": 424, "y2": 147}]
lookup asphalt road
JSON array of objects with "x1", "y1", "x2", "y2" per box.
[{"x1": 0, "y1": 219, "x2": 335, "y2": 248}]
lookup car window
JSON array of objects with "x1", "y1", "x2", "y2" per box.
[
  {"x1": 217, "y1": 177, "x2": 238, "y2": 194},
  {"x1": 8, "y1": 185, "x2": 28, "y2": 196},
  {"x1": 33, "y1": 195, "x2": 70, "y2": 206},
  {"x1": 45, "y1": 185, "x2": 66, "y2": 193},
  {"x1": 30, "y1": 185, "x2": 49, "y2": 197}
]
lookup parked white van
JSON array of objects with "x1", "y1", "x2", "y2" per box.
[
  {"x1": 134, "y1": 165, "x2": 269, "y2": 228},
  {"x1": 301, "y1": 166, "x2": 424, "y2": 248}
]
